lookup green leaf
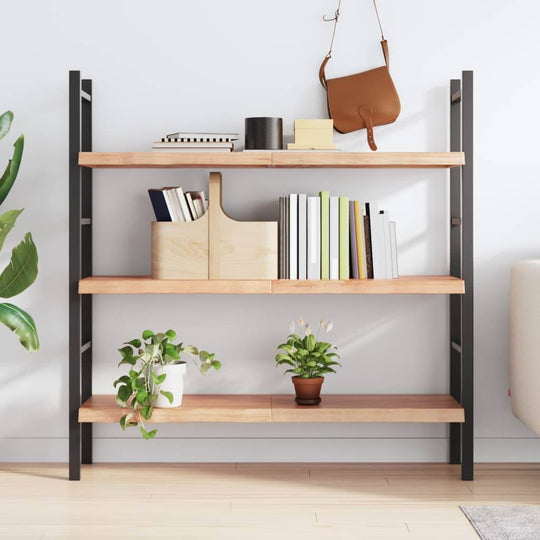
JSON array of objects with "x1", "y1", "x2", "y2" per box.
[
  {"x1": 0, "y1": 302, "x2": 39, "y2": 351},
  {"x1": 117, "y1": 385, "x2": 132, "y2": 402},
  {"x1": 151, "y1": 372, "x2": 166, "y2": 384},
  {"x1": 199, "y1": 350, "x2": 210, "y2": 362},
  {"x1": 0, "y1": 209, "x2": 23, "y2": 251},
  {"x1": 140, "y1": 427, "x2": 157, "y2": 440},
  {"x1": 0, "y1": 111, "x2": 13, "y2": 141},
  {"x1": 115, "y1": 395, "x2": 127, "y2": 408},
  {"x1": 211, "y1": 360, "x2": 222, "y2": 370},
  {"x1": 305, "y1": 334, "x2": 316, "y2": 352},
  {"x1": 275, "y1": 353, "x2": 292, "y2": 363},
  {"x1": 119, "y1": 414, "x2": 128, "y2": 430},
  {"x1": 141, "y1": 405, "x2": 154, "y2": 420},
  {"x1": 124, "y1": 339, "x2": 141, "y2": 348},
  {"x1": 0, "y1": 134, "x2": 24, "y2": 206},
  {"x1": 165, "y1": 329, "x2": 176, "y2": 340},
  {"x1": 142, "y1": 330, "x2": 154, "y2": 340},
  {"x1": 159, "y1": 390, "x2": 174, "y2": 404},
  {"x1": 136, "y1": 390, "x2": 148, "y2": 404},
  {"x1": 0, "y1": 232, "x2": 38, "y2": 298},
  {"x1": 113, "y1": 375, "x2": 130, "y2": 388}
]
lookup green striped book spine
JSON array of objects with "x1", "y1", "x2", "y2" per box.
[
  {"x1": 319, "y1": 191, "x2": 330, "y2": 280},
  {"x1": 339, "y1": 196, "x2": 350, "y2": 280}
]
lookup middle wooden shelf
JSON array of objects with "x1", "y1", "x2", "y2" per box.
[{"x1": 79, "y1": 275, "x2": 465, "y2": 295}]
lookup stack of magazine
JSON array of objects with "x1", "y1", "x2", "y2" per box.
[
  {"x1": 148, "y1": 187, "x2": 208, "y2": 222},
  {"x1": 152, "y1": 132, "x2": 239, "y2": 152}
]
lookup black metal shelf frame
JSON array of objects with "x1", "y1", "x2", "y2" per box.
[{"x1": 68, "y1": 70, "x2": 474, "y2": 481}]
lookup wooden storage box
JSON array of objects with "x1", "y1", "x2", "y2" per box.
[
  {"x1": 151, "y1": 172, "x2": 277, "y2": 280},
  {"x1": 151, "y1": 213, "x2": 209, "y2": 279}
]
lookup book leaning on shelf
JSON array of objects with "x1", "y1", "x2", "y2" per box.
[
  {"x1": 278, "y1": 191, "x2": 398, "y2": 280},
  {"x1": 148, "y1": 187, "x2": 208, "y2": 222}
]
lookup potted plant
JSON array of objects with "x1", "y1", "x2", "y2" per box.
[
  {"x1": 0, "y1": 111, "x2": 39, "y2": 351},
  {"x1": 114, "y1": 329, "x2": 220, "y2": 439},
  {"x1": 275, "y1": 318, "x2": 340, "y2": 405}
]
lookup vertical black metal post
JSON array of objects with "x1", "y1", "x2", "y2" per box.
[
  {"x1": 69, "y1": 71, "x2": 82, "y2": 480},
  {"x1": 461, "y1": 71, "x2": 474, "y2": 481},
  {"x1": 80, "y1": 79, "x2": 93, "y2": 465},
  {"x1": 449, "y1": 78, "x2": 462, "y2": 465}
]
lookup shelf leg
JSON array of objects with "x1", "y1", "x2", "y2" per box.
[
  {"x1": 449, "y1": 77, "x2": 462, "y2": 465},
  {"x1": 460, "y1": 70, "x2": 474, "y2": 481}
]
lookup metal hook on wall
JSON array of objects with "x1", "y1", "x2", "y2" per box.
[{"x1": 322, "y1": 0, "x2": 342, "y2": 22}]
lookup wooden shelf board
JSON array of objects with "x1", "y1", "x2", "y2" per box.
[
  {"x1": 79, "y1": 394, "x2": 464, "y2": 424},
  {"x1": 79, "y1": 151, "x2": 465, "y2": 169},
  {"x1": 80, "y1": 394, "x2": 272, "y2": 423},
  {"x1": 78, "y1": 276, "x2": 465, "y2": 295}
]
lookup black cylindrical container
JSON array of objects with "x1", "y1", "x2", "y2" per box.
[{"x1": 244, "y1": 117, "x2": 283, "y2": 150}]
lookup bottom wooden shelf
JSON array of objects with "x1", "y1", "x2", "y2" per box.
[{"x1": 79, "y1": 394, "x2": 464, "y2": 424}]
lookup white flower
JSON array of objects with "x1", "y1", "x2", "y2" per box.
[
  {"x1": 319, "y1": 318, "x2": 325, "y2": 328},
  {"x1": 298, "y1": 316, "x2": 304, "y2": 327},
  {"x1": 326, "y1": 321, "x2": 334, "y2": 333},
  {"x1": 289, "y1": 320, "x2": 295, "y2": 333},
  {"x1": 305, "y1": 324, "x2": 311, "y2": 336}
]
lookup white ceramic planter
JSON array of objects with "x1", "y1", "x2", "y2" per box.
[{"x1": 153, "y1": 361, "x2": 187, "y2": 408}]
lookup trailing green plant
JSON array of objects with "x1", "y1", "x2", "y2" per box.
[
  {"x1": 0, "y1": 111, "x2": 39, "y2": 351},
  {"x1": 275, "y1": 318, "x2": 340, "y2": 378},
  {"x1": 114, "y1": 329, "x2": 220, "y2": 439}
]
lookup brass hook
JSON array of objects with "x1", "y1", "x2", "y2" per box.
[{"x1": 323, "y1": 10, "x2": 340, "y2": 22}]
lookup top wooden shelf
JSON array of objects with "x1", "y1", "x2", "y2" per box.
[{"x1": 78, "y1": 151, "x2": 465, "y2": 169}]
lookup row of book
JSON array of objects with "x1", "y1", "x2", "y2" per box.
[
  {"x1": 152, "y1": 132, "x2": 239, "y2": 153},
  {"x1": 278, "y1": 193, "x2": 398, "y2": 280},
  {"x1": 148, "y1": 187, "x2": 208, "y2": 222}
]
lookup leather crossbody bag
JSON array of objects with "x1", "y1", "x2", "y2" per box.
[{"x1": 319, "y1": 0, "x2": 400, "y2": 151}]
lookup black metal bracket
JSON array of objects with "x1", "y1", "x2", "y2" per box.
[
  {"x1": 69, "y1": 71, "x2": 93, "y2": 480},
  {"x1": 449, "y1": 71, "x2": 474, "y2": 481}
]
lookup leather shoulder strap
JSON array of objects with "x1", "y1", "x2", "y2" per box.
[{"x1": 320, "y1": 1, "x2": 390, "y2": 88}]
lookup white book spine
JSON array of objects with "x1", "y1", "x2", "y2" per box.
[
  {"x1": 389, "y1": 221, "x2": 399, "y2": 278},
  {"x1": 192, "y1": 199, "x2": 204, "y2": 218},
  {"x1": 329, "y1": 196, "x2": 339, "y2": 280},
  {"x1": 185, "y1": 193, "x2": 198, "y2": 219},
  {"x1": 174, "y1": 187, "x2": 192, "y2": 222},
  {"x1": 289, "y1": 194, "x2": 298, "y2": 280},
  {"x1": 163, "y1": 190, "x2": 182, "y2": 222},
  {"x1": 307, "y1": 197, "x2": 321, "y2": 280},
  {"x1": 297, "y1": 194, "x2": 307, "y2": 280},
  {"x1": 368, "y1": 203, "x2": 382, "y2": 278},
  {"x1": 381, "y1": 211, "x2": 392, "y2": 279}
]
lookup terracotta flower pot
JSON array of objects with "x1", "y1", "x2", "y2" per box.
[{"x1": 292, "y1": 376, "x2": 324, "y2": 405}]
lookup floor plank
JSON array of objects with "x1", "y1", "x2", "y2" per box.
[{"x1": 0, "y1": 463, "x2": 538, "y2": 539}]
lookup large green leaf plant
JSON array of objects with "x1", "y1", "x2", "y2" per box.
[{"x1": 0, "y1": 111, "x2": 39, "y2": 351}]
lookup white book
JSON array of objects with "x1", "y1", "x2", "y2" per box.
[
  {"x1": 289, "y1": 194, "x2": 298, "y2": 280},
  {"x1": 184, "y1": 192, "x2": 198, "y2": 219},
  {"x1": 154, "y1": 141, "x2": 234, "y2": 148},
  {"x1": 297, "y1": 194, "x2": 307, "y2": 279},
  {"x1": 192, "y1": 198, "x2": 204, "y2": 217},
  {"x1": 329, "y1": 196, "x2": 339, "y2": 280},
  {"x1": 307, "y1": 196, "x2": 320, "y2": 280},
  {"x1": 165, "y1": 187, "x2": 192, "y2": 222},
  {"x1": 389, "y1": 221, "x2": 399, "y2": 278},
  {"x1": 162, "y1": 189, "x2": 183, "y2": 222},
  {"x1": 165, "y1": 132, "x2": 239, "y2": 141},
  {"x1": 381, "y1": 211, "x2": 392, "y2": 279},
  {"x1": 152, "y1": 147, "x2": 232, "y2": 153},
  {"x1": 367, "y1": 202, "x2": 384, "y2": 279}
]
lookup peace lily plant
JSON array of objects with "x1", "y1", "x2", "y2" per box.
[
  {"x1": 275, "y1": 317, "x2": 340, "y2": 405},
  {"x1": 0, "y1": 111, "x2": 39, "y2": 351},
  {"x1": 114, "y1": 329, "x2": 220, "y2": 439}
]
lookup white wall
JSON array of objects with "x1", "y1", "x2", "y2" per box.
[{"x1": 1, "y1": 0, "x2": 539, "y2": 463}]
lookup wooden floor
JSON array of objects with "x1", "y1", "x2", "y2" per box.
[{"x1": 0, "y1": 463, "x2": 538, "y2": 539}]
